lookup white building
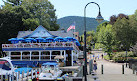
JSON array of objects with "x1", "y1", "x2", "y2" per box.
[{"x1": 2, "y1": 25, "x2": 80, "y2": 66}]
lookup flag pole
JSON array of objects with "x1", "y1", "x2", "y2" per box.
[{"x1": 74, "y1": 21, "x2": 76, "y2": 39}]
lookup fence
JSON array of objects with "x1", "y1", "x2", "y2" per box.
[
  {"x1": 0, "y1": 68, "x2": 42, "y2": 81},
  {"x1": 0, "y1": 66, "x2": 84, "y2": 81}
]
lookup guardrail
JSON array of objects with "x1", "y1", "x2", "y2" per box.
[
  {"x1": 2, "y1": 42, "x2": 80, "y2": 51},
  {"x1": 2, "y1": 42, "x2": 73, "y2": 48}
]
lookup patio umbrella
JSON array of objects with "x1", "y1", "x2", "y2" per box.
[
  {"x1": 8, "y1": 38, "x2": 19, "y2": 44},
  {"x1": 75, "y1": 41, "x2": 81, "y2": 46},
  {"x1": 65, "y1": 37, "x2": 74, "y2": 41},
  {"x1": 25, "y1": 38, "x2": 34, "y2": 40},
  {"x1": 25, "y1": 38, "x2": 36, "y2": 43},
  {"x1": 8, "y1": 38, "x2": 18, "y2": 41},
  {"x1": 54, "y1": 37, "x2": 64, "y2": 42},
  {"x1": 72, "y1": 38, "x2": 78, "y2": 41},
  {"x1": 36, "y1": 37, "x2": 45, "y2": 42},
  {"x1": 45, "y1": 37, "x2": 54, "y2": 42},
  {"x1": 42, "y1": 39, "x2": 47, "y2": 43},
  {"x1": 18, "y1": 38, "x2": 25, "y2": 41},
  {"x1": 24, "y1": 40, "x2": 31, "y2": 43}
]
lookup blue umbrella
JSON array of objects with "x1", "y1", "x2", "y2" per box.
[
  {"x1": 36, "y1": 37, "x2": 45, "y2": 42},
  {"x1": 65, "y1": 37, "x2": 73, "y2": 39},
  {"x1": 36, "y1": 37, "x2": 44, "y2": 40},
  {"x1": 8, "y1": 38, "x2": 19, "y2": 44},
  {"x1": 42, "y1": 39, "x2": 47, "y2": 43},
  {"x1": 25, "y1": 38, "x2": 36, "y2": 43},
  {"x1": 72, "y1": 38, "x2": 78, "y2": 41},
  {"x1": 45, "y1": 37, "x2": 54, "y2": 42},
  {"x1": 54, "y1": 37, "x2": 64, "y2": 42},
  {"x1": 8, "y1": 38, "x2": 18, "y2": 41},
  {"x1": 75, "y1": 41, "x2": 81, "y2": 46},
  {"x1": 25, "y1": 38, "x2": 34, "y2": 40},
  {"x1": 24, "y1": 40, "x2": 31, "y2": 43},
  {"x1": 63, "y1": 38, "x2": 68, "y2": 42},
  {"x1": 65, "y1": 37, "x2": 74, "y2": 41},
  {"x1": 18, "y1": 38, "x2": 25, "y2": 41}
]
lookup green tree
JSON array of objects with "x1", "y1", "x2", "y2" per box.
[
  {"x1": 96, "y1": 24, "x2": 115, "y2": 58},
  {"x1": 3, "y1": 0, "x2": 59, "y2": 31},
  {"x1": 0, "y1": 9, "x2": 24, "y2": 50},
  {"x1": 113, "y1": 18, "x2": 137, "y2": 50}
]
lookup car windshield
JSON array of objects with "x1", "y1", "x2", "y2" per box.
[{"x1": 0, "y1": 59, "x2": 11, "y2": 70}]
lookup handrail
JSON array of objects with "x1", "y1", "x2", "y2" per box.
[{"x1": 2, "y1": 42, "x2": 80, "y2": 51}]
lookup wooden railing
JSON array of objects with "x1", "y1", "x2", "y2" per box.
[{"x1": 2, "y1": 42, "x2": 80, "y2": 50}]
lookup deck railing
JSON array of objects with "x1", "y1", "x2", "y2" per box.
[{"x1": 2, "y1": 42, "x2": 80, "y2": 50}]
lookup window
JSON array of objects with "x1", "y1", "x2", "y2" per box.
[{"x1": 0, "y1": 60, "x2": 11, "y2": 70}]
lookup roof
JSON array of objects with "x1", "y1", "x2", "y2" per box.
[
  {"x1": 49, "y1": 30, "x2": 73, "y2": 38},
  {"x1": 17, "y1": 31, "x2": 33, "y2": 38},
  {"x1": 17, "y1": 25, "x2": 74, "y2": 38},
  {"x1": 17, "y1": 25, "x2": 56, "y2": 38}
]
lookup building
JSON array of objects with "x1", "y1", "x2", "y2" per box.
[{"x1": 2, "y1": 25, "x2": 80, "y2": 66}]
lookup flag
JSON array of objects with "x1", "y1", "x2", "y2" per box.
[{"x1": 67, "y1": 23, "x2": 75, "y2": 32}]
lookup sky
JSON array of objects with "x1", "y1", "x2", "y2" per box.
[{"x1": 1, "y1": 0, "x2": 137, "y2": 20}]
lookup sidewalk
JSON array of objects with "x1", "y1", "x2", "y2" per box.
[
  {"x1": 97, "y1": 60, "x2": 133, "y2": 74},
  {"x1": 97, "y1": 74, "x2": 137, "y2": 81},
  {"x1": 87, "y1": 50, "x2": 137, "y2": 81},
  {"x1": 96, "y1": 59, "x2": 137, "y2": 81}
]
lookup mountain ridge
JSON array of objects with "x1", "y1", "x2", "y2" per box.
[{"x1": 57, "y1": 16, "x2": 105, "y2": 35}]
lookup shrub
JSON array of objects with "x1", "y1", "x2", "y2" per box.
[
  {"x1": 103, "y1": 55, "x2": 110, "y2": 60},
  {"x1": 112, "y1": 51, "x2": 134, "y2": 62}
]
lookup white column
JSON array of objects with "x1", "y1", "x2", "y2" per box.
[
  {"x1": 50, "y1": 51, "x2": 52, "y2": 61},
  {"x1": 20, "y1": 51, "x2": 22, "y2": 61},
  {"x1": 30, "y1": 51, "x2": 32, "y2": 61},
  {"x1": 39, "y1": 51, "x2": 41, "y2": 61},
  {"x1": 64, "y1": 50, "x2": 66, "y2": 61},
  {"x1": 9, "y1": 51, "x2": 11, "y2": 60},
  {"x1": 60, "y1": 51, "x2": 62, "y2": 56},
  {"x1": 71, "y1": 50, "x2": 73, "y2": 66}
]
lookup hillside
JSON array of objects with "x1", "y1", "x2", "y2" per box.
[{"x1": 57, "y1": 16, "x2": 105, "y2": 35}]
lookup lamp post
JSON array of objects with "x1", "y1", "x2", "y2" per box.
[{"x1": 84, "y1": 2, "x2": 104, "y2": 81}]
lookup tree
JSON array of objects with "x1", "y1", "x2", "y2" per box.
[
  {"x1": 96, "y1": 21, "x2": 109, "y2": 32},
  {"x1": 112, "y1": 18, "x2": 137, "y2": 50},
  {"x1": 2, "y1": 0, "x2": 59, "y2": 31},
  {"x1": 110, "y1": 15, "x2": 117, "y2": 25},
  {"x1": 21, "y1": 0, "x2": 59, "y2": 30},
  {"x1": 130, "y1": 43, "x2": 137, "y2": 57},
  {"x1": 96, "y1": 24, "x2": 115, "y2": 58},
  {"x1": 0, "y1": 9, "x2": 24, "y2": 50},
  {"x1": 110, "y1": 13, "x2": 128, "y2": 25}
]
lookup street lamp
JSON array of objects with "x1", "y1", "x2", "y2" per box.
[{"x1": 84, "y1": 2, "x2": 104, "y2": 81}]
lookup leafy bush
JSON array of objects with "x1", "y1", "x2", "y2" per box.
[
  {"x1": 112, "y1": 51, "x2": 134, "y2": 62},
  {"x1": 103, "y1": 55, "x2": 110, "y2": 60}
]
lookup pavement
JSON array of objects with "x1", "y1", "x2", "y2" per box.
[{"x1": 86, "y1": 50, "x2": 137, "y2": 81}]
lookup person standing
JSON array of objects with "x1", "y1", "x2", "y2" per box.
[
  {"x1": 93, "y1": 54, "x2": 95, "y2": 60},
  {"x1": 93, "y1": 60, "x2": 97, "y2": 73},
  {"x1": 101, "y1": 54, "x2": 104, "y2": 59},
  {"x1": 98, "y1": 54, "x2": 99, "y2": 59}
]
